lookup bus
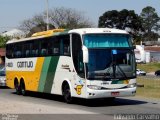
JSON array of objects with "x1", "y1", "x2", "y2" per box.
[{"x1": 6, "y1": 28, "x2": 136, "y2": 103}]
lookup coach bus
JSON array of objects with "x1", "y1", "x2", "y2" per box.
[{"x1": 6, "y1": 28, "x2": 136, "y2": 103}]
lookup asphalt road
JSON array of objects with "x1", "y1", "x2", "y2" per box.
[{"x1": 0, "y1": 87, "x2": 160, "y2": 120}]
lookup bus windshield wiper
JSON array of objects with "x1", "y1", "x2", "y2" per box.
[{"x1": 116, "y1": 64, "x2": 127, "y2": 79}]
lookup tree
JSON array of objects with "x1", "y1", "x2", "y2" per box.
[
  {"x1": 0, "y1": 35, "x2": 10, "y2": 48},
  {"x1": 20, "y1": 14, "x2": 55, "y2": 34},
  {"x1": 98, "y1": 9, "x2": 143, "y2": 39},
  {"x1": 49, "y1": 7, "x2": 93, "y2": 29},
  {"x1": 140, "y1": 6, "x2": 160, "y2": 33},
  {"x1": 19, "y1": 7, "x2": 93, "y2": 36},
  {"x1": 140, "y1": 6, "x2": 160, "y2": 41}
]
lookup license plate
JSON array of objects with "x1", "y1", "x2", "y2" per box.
[{"x1": 111, "y1": 92, "x2": 119, "y2": 96}]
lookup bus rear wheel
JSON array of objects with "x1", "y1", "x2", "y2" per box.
[
  {"x1": 63, "y1": 84, "x2": 72, "y2": 103},
  {"x1": 20, "y1": 81, "x2": 27, "y2": 96},
  {"x1": 14, "y1": 81, "x2": 21, "y2": 95}
]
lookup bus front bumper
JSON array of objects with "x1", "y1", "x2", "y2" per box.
[
  {"x1": 0, "y1": 81, "x2": 6, "y2": 86},
  {"x1": 0, "y1": 77, "x2": 6, "y2": 86},
  {"x1": 86, "y1": 87, "x2": 136, "y2": 99}
]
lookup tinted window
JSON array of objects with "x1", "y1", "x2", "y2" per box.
[
  {"x1": 59, "y1": 35, "x2": 70, "y2": 56},
  {"x1": 6, "y1": 44, "x2": 14, "y2": 58},
  {"x1": 72, "y1": 34, "x2": 84, "y2": 78},
  {"x1": 6, "y1": 34, "x2": 70, "y2": 58}
]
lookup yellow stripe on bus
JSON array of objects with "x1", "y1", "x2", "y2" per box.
[{"x1": 6, "y1": 57, "x2": 45, "y2": 91}]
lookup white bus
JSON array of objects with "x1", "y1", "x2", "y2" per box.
[{"x1": 6, "y1": 28, "x2": 136, "y2": 103}]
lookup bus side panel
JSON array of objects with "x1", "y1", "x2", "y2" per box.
[
  {"x1": 51, "y1": 56, "x2": 87, "y2": 98},
  {"x1": 37, "y1": 56, "x2": 60, "y2": 93},
  {"x1": 6, "y1": 57, "x2": 45, "y2": 91},
  {"x1": 6, "y1": 71, "x2": 15, "y2": 89},
  {"x1": 50, "y1": 56, "x2": 74, "y2": 95},
  {"x1": 25, "y1": 57, "x2": 44, "y2": 91}
]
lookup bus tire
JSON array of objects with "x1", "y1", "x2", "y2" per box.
[
  {"x1": 14, "y1": 79, "x2": 21, "y2": 95},
  {"x1": 20, "y1": 80, "x2": 27, "y2": 96},
  {"x1": 62, "y1": 83, "x2": 72, "y2": 103}
]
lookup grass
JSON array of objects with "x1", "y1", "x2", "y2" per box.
[
  {"x1": 137, "y1": 62, "x2": 160, "y2": 73},
  {"x1": 135, "y1": 63, "x2": 160, "y2": 99},
  {"x1": 136, "y1": 77, "x2": 160, "y2": 99}
]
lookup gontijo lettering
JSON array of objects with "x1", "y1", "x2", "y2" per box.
[{"x1": 17, "y1": 61, "x2": 33, "y2": 68}]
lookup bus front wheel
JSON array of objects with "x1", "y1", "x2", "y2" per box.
[{"x1": 63, "y1": 84, "x2": 72, "y2": 103}]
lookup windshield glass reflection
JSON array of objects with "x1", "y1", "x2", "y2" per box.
[{"x1": 86, "y1": 49, "x2": 136, "y2": 80}]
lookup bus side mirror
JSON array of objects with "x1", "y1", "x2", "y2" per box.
[{"x1": 82, "y1": 46, "x2": 88, "y2": 63}]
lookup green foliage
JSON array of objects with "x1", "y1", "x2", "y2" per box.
[
  {"x1": 137, "y1": 78, "x2": 160, "y2": 99},
  {"x1": 98, "y1": 9, "x2": 143, "y2": 41},
  {"x1": 140, "y1": 6, "x2": 160, "y2": 33},
  {"x1": 0, "y1": 35, "x2": 10, "y2": 48},
  {"x1": 140, "y1": 6, "x2": 160, "y2": 41},
  {"x1": 98, "y1": 9, "x2": 143, "y2": 31},
  {"x1": 98, "y1": 6, "x2": 160, "y2": 43},
  {"x1": 137, "y1": 63, "x2": 160, "y2": 73},
  {"x1": 143, "y1": 32, "x2": 159, "y2": 41}
]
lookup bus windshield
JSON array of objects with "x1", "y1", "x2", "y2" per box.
[
  {"x1": 83, "y1": 34, "x2": 131, "y2": 48},
  {"x1": 83, "y1": 34, "x2": 136, "y2": 80}
]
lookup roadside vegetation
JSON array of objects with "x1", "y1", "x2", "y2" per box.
[
  {"x1": 0, "y1": 35, "x2": 10, "y2": 48},
  {"x1": 136, "y1": 77, "x2": 160, "y2": 99},
  {"x1": 137, "y1": 62, "x2": 160, "y2": 73},
  {"x1": 98, "y1": 6, "x2": 160, "y2": 44},
  {"x1": 136, "y1": 63, "x2": 160, "y2": 99}
]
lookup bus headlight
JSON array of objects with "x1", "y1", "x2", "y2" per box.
[
  {"x1": 87, "y1": 85, "x2": 102, "y2": 90},
  {"x1": 127, "y1": 83, "x2": 136, "y2": 88}
]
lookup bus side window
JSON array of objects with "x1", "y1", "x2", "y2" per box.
[
  {"x1": 41, "y1": 49, "x2": 47, "y2": 56},
  {"x1": 64, "y1": 46, "x2": 70, "y2": 55},
  {"x1": 6, "y1": 44, "x2": 13, "y2": 58},
  {"x1": 31, "y1": 40, "x2": 39, "y2": 57},
  {"x1": 14, "y1": 43, "x2": 22, "y2": 58},
  {"x1": 53, "y1": 38, "x2": 60, "y2": 55},
  {"x1": 16, "y1": 51, "x2": 21, "y2": 58},
  {"x1": 63, "y1": 36, "x2": 70, "y2": 56},
  {"x1": 40, "y1": 38, "x2": 48, "y2": 56},
  {"x1": 23, "y1": 42, "x2": 31, "y2": 57},
  {"x1": 26, "y1": 50, "x2": 30, "y2": 57},
  {"x1": 58, "y1": 35, "x2": 70, "y2": 56},
  {"x1": 31, "y1": 50, "x2": 36, "y2": 56},
  {"x1": 35, "y1": 49, "x2": 39, "y2": 56},
  {"x1": 47, "y1": 42, "x2": 53, "y2": 55},
  {"x1": 12, "y1": 46, "x2": 16, "y2": 58},
  {"x1": 53, "y1": 48, "x2": 59, "y2": 54}
]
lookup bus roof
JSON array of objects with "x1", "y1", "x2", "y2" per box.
[
  {"x1": 68, "y1": 28, "x2": 129, "y2": 35},
  {"x1": 31, "y1": 29, "x2": 66, "y2": 37},
  {"x1": 7, "y1": 29, "x2": 69, "y2": 44},
  {"x1": 7, "y1": 28, "x2": 129, "y2": 44}
]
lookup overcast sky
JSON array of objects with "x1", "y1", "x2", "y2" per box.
[{"x1": 0, "y1": 0, "x2": 159, "y2": 32}]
